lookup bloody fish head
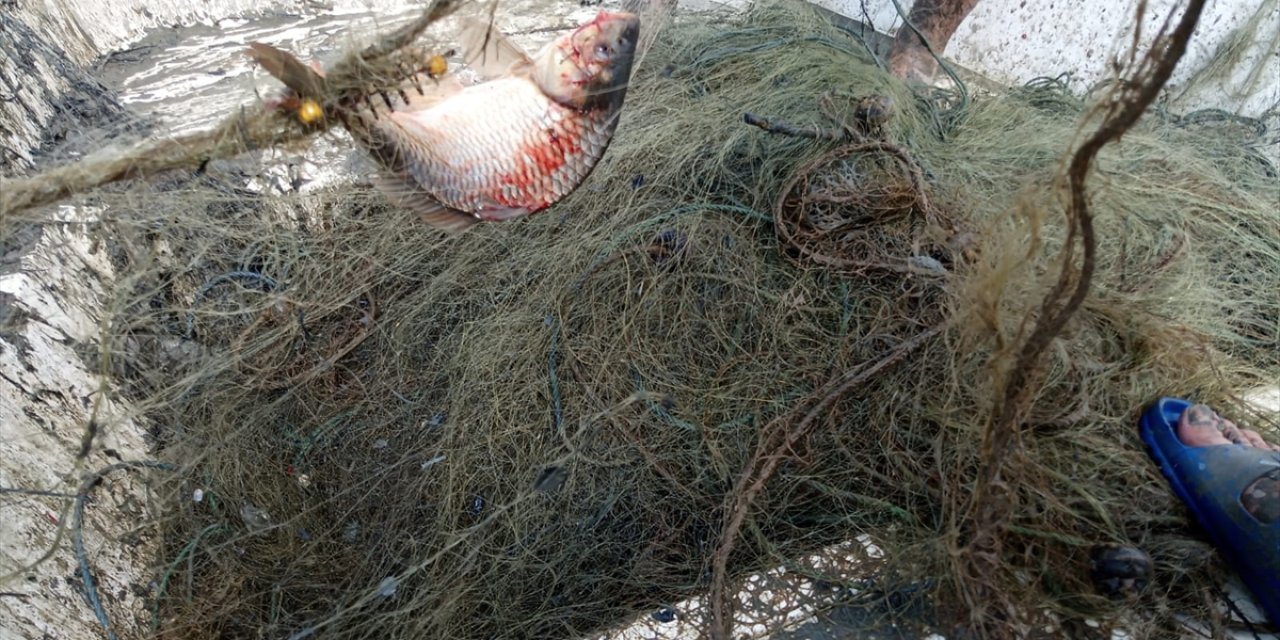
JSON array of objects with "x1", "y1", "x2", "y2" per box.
[{"x1": 539, "y1": 10, "x2": 639, "y2": 110}]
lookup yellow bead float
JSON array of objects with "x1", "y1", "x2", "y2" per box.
[
  {"x1": 427, "y1": 54, "x2": 448, "y2": 79},
  {"x1": 297, "y1": 98, "x2": 324, "y2": 125}
]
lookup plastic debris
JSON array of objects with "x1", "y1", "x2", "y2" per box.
[
  {"x1": 377, "y1": 576, "x2": 398, "y2": 598},
  {"x1": 342, "y1": 520, "x2": 360, "y2": 543},
  {"x1": 534, "y1": 466, "x2": 568, "y2": 492},
  {"x1": 240, "y1": 503, "x2": 272, "y2": 534},
  {"x1": 908, "y1": 255, "x2": 947, "y2": 273}
]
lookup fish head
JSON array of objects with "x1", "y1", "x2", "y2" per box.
[{"x1": 531, "y1": 11, "x2": 639, "y2": 110}]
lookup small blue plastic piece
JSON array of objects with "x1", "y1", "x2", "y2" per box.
[{"x1": 1140, "y1": 397, "x2": 1280, "y2": 623}]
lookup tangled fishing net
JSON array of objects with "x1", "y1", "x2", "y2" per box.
[{"x1": 3, "y1": 0, "x2": 1278, "y2": 638}]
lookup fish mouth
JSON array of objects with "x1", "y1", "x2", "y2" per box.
[{"x1": 567, "y1": 11, "x2": 640, "y2": 78}]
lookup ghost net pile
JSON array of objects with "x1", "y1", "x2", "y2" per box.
[{"x1": 2, "y1": 0, "x2": 1278, "y2": 638}]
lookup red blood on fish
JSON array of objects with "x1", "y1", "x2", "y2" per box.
[{"x1": 499, "y1": 116, "x2": 585, "y2": 209}]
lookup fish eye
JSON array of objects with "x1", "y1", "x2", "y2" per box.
[{"x1": 594, "y1": 42, "x2": 612, "y2": 61}]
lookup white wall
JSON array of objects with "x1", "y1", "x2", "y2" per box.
[
  {"x1": 812, "y1": 0, "x2": 1280, "y2": 117},
  {"x1": 13, "y1": 0, "x2": 414, "y2": 65}
]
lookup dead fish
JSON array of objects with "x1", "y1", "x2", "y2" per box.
[{"x1": 249, "y1": 11, "x2": 640, "y2": 233}]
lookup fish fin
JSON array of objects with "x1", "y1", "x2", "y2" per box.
[
  {"x1": 372, "y1": 173, "x2": 479, "y2": 234},
  {"x1": 458, "y1": 16, "x2": 532, "y2": 79},
  {"x1": 476, "y1": 205, "x2": 533, "y2": 222},
  {"x1": 355, "y1": 76, "x2": 462, "y2": 125},
  {"x1": 395, "y1": 74, "x2": 465, "y2": 112},
  {"x1": 246, "y1": 42, "x2": 326, "y2": 98}
]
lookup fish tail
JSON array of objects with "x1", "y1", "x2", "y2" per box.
[
  {"x1": 248, "y1": 42, "x2": 452, "y2": 130},
  {"x1": 246, "y1": 42, "x2": 327, "y2": 99}
]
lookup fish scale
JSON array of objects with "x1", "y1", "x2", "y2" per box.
[{"x1": 381, "y1": 76, "x2": 619, "y2": 218}]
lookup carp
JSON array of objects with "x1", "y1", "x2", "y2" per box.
[{"x1": 250, "y1": 11, "x2": 640, "y2": 233}]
